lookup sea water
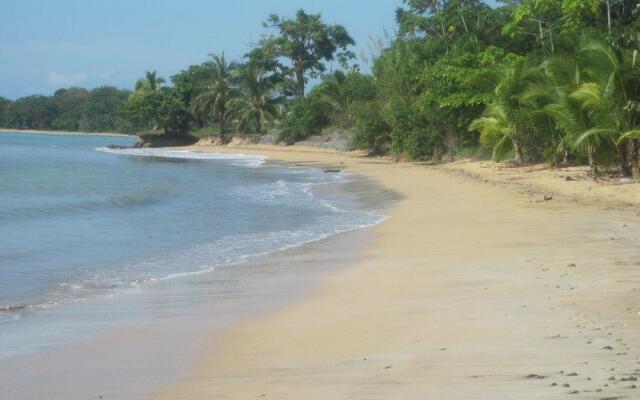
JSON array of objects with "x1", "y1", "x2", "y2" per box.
[{"x1": 0, "y1": 131, "x2": 386, "y2": 358}]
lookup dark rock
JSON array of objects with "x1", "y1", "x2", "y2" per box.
[{"x1": 135, "y1": 133, "x2": 198, "y2": 148}]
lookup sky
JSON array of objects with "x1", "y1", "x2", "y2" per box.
[{"x1": 0, "y1": 0, "x2": 406, "y2": 100}]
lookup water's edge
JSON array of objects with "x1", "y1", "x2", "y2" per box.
[{"x1": 0, "y1": 138, "x2": 400, "y2": 400}]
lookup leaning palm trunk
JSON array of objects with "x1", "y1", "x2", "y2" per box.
[
  {"x1": 628, "y1": 139, "x2": 639, "y2": 178},
  {"x1": 513, "y1": 139, "x2": 524, "y2": 164},
  {"x1": 587, "y1": 144, "x2": 599, "y2": 175}
]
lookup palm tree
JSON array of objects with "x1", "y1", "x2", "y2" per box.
[
  {"x1": 536, "y1": 54, "x2": 604, "y2": 172},
  {"x1": 135, "y1": 70, "x2": 165, "y2": 92},
  {"x1": 570, "y1": 37, "x2": 640, "y2": 176},
  {"x1": 469, "y1": 58, "x2": 544, "y2": 163},
  {"x1": 226, "y1": 66, "x2": 279, "y2": 134},
  {"x1": 318, "y1": 71, "x2": 351, "y2": 127},
  {"x1": 191, "y1": 53, "x2": 237, "y2": 133}
]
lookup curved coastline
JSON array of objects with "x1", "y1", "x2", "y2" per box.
[
  {"x1": 157, "y1": 144, "x2": 640, "y2": 400},
  {"x1": 0, "y1": 140, "x2": 398, "y2": 400}
]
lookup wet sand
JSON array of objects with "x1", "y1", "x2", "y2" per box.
[{"x1": 158, "y1": 144, "x2": 640, "y2": 399}]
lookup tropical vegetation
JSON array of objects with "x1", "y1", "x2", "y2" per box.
[{"x1": 1, "y1": 2, "x2": 639, "y2": 176}]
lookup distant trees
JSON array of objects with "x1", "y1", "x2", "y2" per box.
[
  {"x1": 0, "y1": 87, "x2": 132, "y2": 133},
  {"x1": 134, "y1": 70, "x2": 165, "y2": 93},
  {"x1": 121, "y1": 71, "x2": 190, "y2": 135},
  {"x1": 80, "y1": 87, "x2": 132, "y2": 132},
  {"x1": 0, "y1": 96, "x2": 9, "y2": 127},
  {"x1": 118, "y1": 9, "x2": 358, "y2": 139}
]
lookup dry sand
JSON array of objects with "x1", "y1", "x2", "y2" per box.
[{"x1": 158, "y1": 144, "x2": 640, "y2": 400}]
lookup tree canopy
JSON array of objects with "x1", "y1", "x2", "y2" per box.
[{"x1": 260, "y1": 9, "x2": 356, "y2": 97}]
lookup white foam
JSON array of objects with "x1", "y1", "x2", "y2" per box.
[{"x1": 96, "y1": 147, "x2": 266, "y2": 167}]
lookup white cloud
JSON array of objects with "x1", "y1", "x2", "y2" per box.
[{"x1": 47, "y1": 71, "x2": 89, "y2": 86}]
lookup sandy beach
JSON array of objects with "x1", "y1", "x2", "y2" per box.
[{"x1": 153, "y1": 144, "x2": 640, "y2": 399}]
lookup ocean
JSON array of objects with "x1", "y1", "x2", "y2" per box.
[{"x1": 0, "y1": 131, "x2": 387, "y2": 359}]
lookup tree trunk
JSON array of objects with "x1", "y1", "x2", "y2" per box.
[
  {"x1": 461, "y1": 15, "x2": 469, "y2": 33},
  {"x1": 295, "y1": 67, "x2": 305, "y2": 98},
  {"x1": 538, "y1": 20, "x2": 546, "y2": 55},
  {"x1": 607, "y1": 0, "x2": 612, "y2": 37},
  {"x1": 513, "y1": 140, "x2": 524, "y2": 164},
  {"x1": 628, "y1": 139, "x2": 639, "y2": 178},
  {"x1": 587, "y1": 144, "x2": 599, "y2": 175},
  {"x1": 256, "y1": 114, "x2": 262, "y2": 135},
  {"x1": 219, "y1": 115, "x2": 226, "y2": 134},
  {"x1": 562, "y1": 148, "x2": 569, "y2": 166},
  {"x1": 617, "y1": 142, "x2": 632, "y2": 176}
]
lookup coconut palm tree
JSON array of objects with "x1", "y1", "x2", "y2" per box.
[
  {"x1": 191, "y1": 53, "x2": 237, "y2": 133},
  {"x1": 571, "y1": 37, "x2": 640, "y2": 176},
  {"x1": 536, "y1": 54, "x2": 605, "y2": 172},
  {"x1": 469, "y1": 58, "x2": 544, "y2": 163},
  {"x1": 317, "y1": 71, "x2": 351, "y2": 127},
  {"x1": 134, "y1": 70, "x2": 165, "y2": 93},
  {"x1": 226, "y1": 66, "x2": 279, "y2": 134}
]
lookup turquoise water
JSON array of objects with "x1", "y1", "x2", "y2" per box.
[{"x1": 0, "y1": 131, "x2": 384, "y2": 356}]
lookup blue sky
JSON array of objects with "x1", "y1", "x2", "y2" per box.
[{"x1": 1, "y1": 0, "x2": 405, "y2": 99}]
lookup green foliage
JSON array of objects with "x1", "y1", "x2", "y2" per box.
[
  {"x1": 171, "y1": 63, "x2": 220, "y2": 110},
  {"x1": 469, "y1": 57, "x2": 547, "y2": 162},
  {"x1": 0, "y1": 87, "x2": 130, "y2": 133},
  {"x1": 261, "y1": 9, "x2": 356, "y2": 97},
  {"x1": 191, "y1": 125, "x2": 221, "y2": 138},
  {"x1": 2, "y1": 3, "x2": 638, "y2": 174},
  {"x1": 277, "y1": 70, "x2": 376, "y2": 143},
  {"x1": 277, "y1": 92, "x2": 332, "y2": 144},
  {"x1": 351, "y1": 101, "x2": 392, "y2": 154},
  {"x1": 0, "y1": 96, "x2": 9, "y2": 126},
  {"x1": 80, "y1": 87, "x2": 132, "y2": 132},
  {"x1": 190, "y1": 54, "x2": 237, "y2": 133},
  {"x1": 134, "y1": 70, "x2": 165, "y2": 93},
  {"x1": 226, "y1": 64, "x2": 280, "y2": 134},
  {"x1": 120, "y1": 89, "x2": 190, "y2": 135},
  {"x1": 316, "y1": 71, "x2": 377, "y2": 128}
]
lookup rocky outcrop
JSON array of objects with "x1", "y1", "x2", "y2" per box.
[
  {"x1": 295, "y1": 130, "x2": 353, "y2": 152},
  {"x1": 135, "y1": 133, "x2": 199, "y2": 148},
  {"x1": 196, "y1": 134, "x2": 263, "y2": 146}
]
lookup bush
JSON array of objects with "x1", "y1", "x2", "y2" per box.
[
  {"x1": 351, "y1": 101, "x2": 391, "y2": 154},
  {"x1": 277, "y1": 94, "x2": 332, "y2": 144}
]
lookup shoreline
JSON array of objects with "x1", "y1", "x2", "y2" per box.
[
  {"x1": 0, "y1": 225, "x2": 381, "y2": 400},
  {"x1": 0, "y1": 128, "x2": 135, "y2": 137},
  {"x1": 157, "y1": 144, "x2": 640, "y2": 399},
  {"x1": 0, "y1": 146, "x2": 393, "y2": 400}
]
